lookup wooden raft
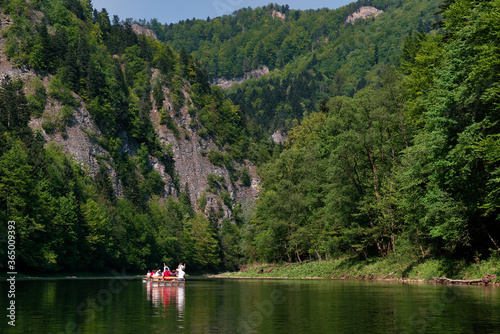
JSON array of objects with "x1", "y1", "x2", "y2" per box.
[{"x1": 144, "y1": 276, "x2": 186, "y2": 287}]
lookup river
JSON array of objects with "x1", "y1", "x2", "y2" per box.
[{"x1": 2, "y1": 277, "x2": 500, "y2": 333}]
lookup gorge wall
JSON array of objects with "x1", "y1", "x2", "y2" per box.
[{"x1": 0, "y1": 18, "x2": 259, "y2": 223}]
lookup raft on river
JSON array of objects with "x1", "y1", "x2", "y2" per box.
[{"x1": 143, "y1": 276, "x2": 186, "y2": 287}]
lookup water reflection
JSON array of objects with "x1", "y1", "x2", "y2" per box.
[
  {"x1": 145, "y1": 280, "x2": 185, "y2": 312},
  {"x1": 177, "y1": 285, "x2": 185, "y2": 315},
  {"x1": 2, "y1": 278, "x2": 500, "y2": 334}
]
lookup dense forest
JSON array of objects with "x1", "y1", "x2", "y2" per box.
[
  {"x1": 0, "y1": 0, "x2": 499, "y2": 274},
  {"x1": 146, "y1": 0, "x2": 439, "y2": 132},
  {"x1": 241, "y1": 0, "x2": 500, "y2": 264}
]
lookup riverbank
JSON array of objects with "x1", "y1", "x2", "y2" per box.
[
  {"x1": 212, "y1": 255, "x2": 500, "y2": 285},
  {"x1": 0, "y1": 270, "x2": 136, "y2": 279}
]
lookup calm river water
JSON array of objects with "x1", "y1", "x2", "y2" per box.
[{"x1": 2, "y1": 277, "x2": 500, "y2": 333}]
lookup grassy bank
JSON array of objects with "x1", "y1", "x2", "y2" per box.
[{"x1": 215, "y1": 255, "x2": 500, "y2": 283}]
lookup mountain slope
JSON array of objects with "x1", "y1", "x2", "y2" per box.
[
  {"x1": 237, "y1": 0, "x2": 500, "y2": 264},
  {"x1": 0, "y1": 0, "x2": 260, "y2": 272},
  {"x1": 146, "y1": 0, "x2": 441, "y2": 132}
]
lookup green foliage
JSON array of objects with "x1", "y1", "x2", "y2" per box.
[
  {"x1": 181, "y1": 214, "x2": 221, "y2": 271},
  {"x1": 396, "y1": 0, "x2": 500, "y2": 258},
  {"x1": 94, "y1": 163, "x2": 115, "y2": 203},
  {"x1": 48, "y1": 73, "x2": 78, "y2": 107},
  {"x1": 150, "y1": 0, "x2": 440, "y2": 133},
  {"x1": 240, "y1": 167, "x2": 251, "y2": 187},
  {"x1": 0, "y1": 76, "x2": 32, "y2": 142},
  {"x1": 41, "y1": 105, "x2": 72, "y2": 136},
  {"x1": 242, "y1": 0, "x2": 500, "y2": 265},
  {"x1": 0, "y1": 4, "x2": 242, "y2": 273},
  {"x1": 152, "y1": 78, "x2": 164, "y2": 108},
  {"x1": 167, "y1": 76, "x2": 184, "y2": 112},
  {"x1": 220, "y1": 255, "x2": 500, "y2": 281},
  {"x1": 4, "y1": 0, "x2": 500, "y2": 275},
  {"x1": 0, "y1": 141, "x2": 33, "y2": 221},
  {"x1": 219, "y1": 218, "x2": 243, "y2": 270},
  {"x1": 142, "y1": 170, "x2": 165, "y2": 197},
  {"x1": 26, "y1": 78, "x2": 48, "y2": 117},
  {"x1": 208, "y1": 149, "x2": 224, "y2": 166},
  {"x1": 207, "y1": 173, "x2": 226, "y2": 193},
  {"x1": 163, "y1": 113, "x2": 180, "y2": 139},
  {"x1": 220, "y1": 190, "x2": 232, "y2": 210},
  {"x1": 197, "y1": 191, "x2": 208, "y2": 212}
]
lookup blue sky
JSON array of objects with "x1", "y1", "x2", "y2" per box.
[{"x1": 91, "y1": 0, "x2": 355, "y2": 24}]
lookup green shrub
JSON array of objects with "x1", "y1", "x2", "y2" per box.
[
  {"x1": 41, "y1": 106, "x2": 73, "y2": 134},
  {"x1": 60, "y1": 105, "x2": 73, "y2": 126},
  {"x1": 221, "y1": 190, "x2": 232, "y2": 209},
  {"x1": 241, "y1": 167, "x2": 251, "y2": 187},
  {"x1": 27, "y1": 78, "x2": 47, "y2": 117},
  {"x1": 153, "y1": 79, "x2": 164, "y2": 108},
  {"x1": 48, "y1": 74, "x2": 78, "y2": 107},
  {"x1": 198, "y1": 128, "x2": 208, "y2": 138},
  {"x1": 188, "y1": 106, "x2": 196, "y2": 116},
  {"x1": 208, "y1": 149, "x2": 224, "y2": 166},
  {"x1": 207, "y1": 173, "x2": 226, "y2": 193},
  {"x1": 165, "y1": 114, "x2": 180, "y2": 139},
  {"x1": 42, "y1": 117, "x2": 57, "y2": 134},
  {"x1": 197, "y1": 192, "x2": 208, "y2": 212}
]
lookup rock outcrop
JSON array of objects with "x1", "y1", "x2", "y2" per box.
[
  {"x1": 211, "y1": 66, "x2": 270, "y2": 89},
  {"x1": 345, "y1": 6, "x2": 384, "y2": 24},
  {"x1": 131, "y1": 24, "x2": 158, "y2": 40},
  {"x1": 271, "y1": 130, "x2": 287, "y2": 145},
  {"x1": 270, "y1": 9, "x2": 286, "y2": 21},
  {"x1": 150, "y1": 73, "x2": 259, "y2": 220},
  {"x1": 28, "y1": 99, "x2": 125, "y2": 197}
]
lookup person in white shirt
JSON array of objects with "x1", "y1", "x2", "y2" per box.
[{"x1": 177, "y1": 263, "x2": 186, "y2": 281}]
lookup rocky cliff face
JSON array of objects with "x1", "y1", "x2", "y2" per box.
[
  {"x1": 345, "y1": 6, "x2": 384, "y2": 24},
  {"x1": 271, "y1": 130, "x2": 287, "y2": 145},
  {"x1": 211, "y1": 66, "x2": 270, "y2": 89},
  {"x1": 149, "y1": 72, "x2": 259, "y2": 219},
  {"x1": 28, "y1": 97, "x2": 126, "y2": 196},
  {"x1": 0, "y1": 17, "x2": 259, "y2": 223}
]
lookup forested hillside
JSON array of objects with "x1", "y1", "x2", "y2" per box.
[
  {"x1": 0, "y1": 0, "x2": 499, "y2": 276},
  {"x1": 241, "y1": 0, "x2": 500, "y2": 265},
  {"x1": 146, "y1": 0, "x2": 440, "y2": 132},
  {"x1": 0, "y1": 0, "x2": 265, "y2": 273}
]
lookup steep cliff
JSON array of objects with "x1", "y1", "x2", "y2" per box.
[
  {"x1": 0, "y1": 11, "x2": 259, "y2": 224},
  {"x1": 148, "y1": 71, "x2": 260, "y2": 219}
]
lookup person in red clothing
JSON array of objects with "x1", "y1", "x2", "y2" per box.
[{"x1": 163, "y1": 263, "x2": 171, "y2": 276}]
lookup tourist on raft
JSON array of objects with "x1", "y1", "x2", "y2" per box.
[
  {"x1": 177, "y1": 263, "x2": 186, "y2": 281},
  {"x1": 163, "y1": 265, "x2": 171, "y2": 277}
]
